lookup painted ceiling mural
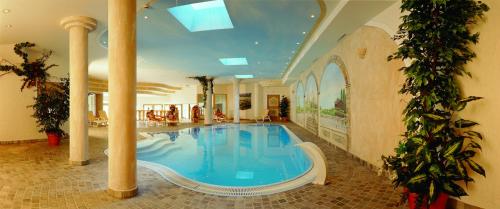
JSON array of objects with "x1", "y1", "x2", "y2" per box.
[
  {"x1": 305, "y1": 75, "x2": 318, "y2": 134},
  {"x1": 295, "y1": 82, "x2": 305, "y2": 126},
  {"x1": 96, "y1": 0, "x2": 321, "y2": 83}
]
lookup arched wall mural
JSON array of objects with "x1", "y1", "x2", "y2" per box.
[
  {"x1": 305, "y1": 75, "x2": 319, "y2": 134},
  {"x1": 319, "y1": 58, "x2": 350, "y2": 150},
  {"x1": 295, "y1": 82, "x2": 305, "y2": 127}
]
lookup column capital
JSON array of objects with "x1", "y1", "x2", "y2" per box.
[{"x1": 60, "y1": 16, "x2": 97, "y2": 31}]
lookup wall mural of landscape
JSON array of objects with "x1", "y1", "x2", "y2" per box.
[
  {"x1": 305, "y1": 75, "x2": 318, "y2": 134},
  {"x1": 295, "y1": 82, "x2": 305, "y2": 126},
  {"x1": 319, "y1": 63, "x2": 348, "y2": 149},
  {"x1": 320, "y1": 64, "x2": 347, "y2": 132}
]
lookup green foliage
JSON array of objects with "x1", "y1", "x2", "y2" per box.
[
  {"x1": 279, "y1": 96, "x2": 289, "y2": 118},
  {"x1": 189, "y1": 76, "x2": 214, "y2": 108},
  {"x1": 382, "y1": 0, "x2": 488, "y2": 206},
  {"x1": 0, "y1": 42, "x2": 57, "y2": 91},
  {"x1": 31, "y1": 78, "x2": 70, "y2": 136}
]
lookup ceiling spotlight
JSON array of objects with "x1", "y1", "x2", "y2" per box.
[
  {"x1": 310, "y1": 14, "x2": 315, "y2": 18},
  {"x1": 144, "y1": 16, "x2": 149, "y2": 19},
  {"x1": 296, "y1": 42, "x2": 300, "y2": 45},
  {"x1": 302, "y1": 31, "x2": 306, "y2": 35},
  {"x1": 254, "y1": 41, "x2": 259, "y2": 45},
  {"x1": 5, "y1": 24, "x2": 12, "y2": 28},
  {"x1": 2, "y1": 9, "x2": 10, "y2": 14}
]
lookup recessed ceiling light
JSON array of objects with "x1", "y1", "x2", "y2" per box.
[
  {"x1": 2, "y1": 9, "x2": 10, "y2": 14},
  {"x1": 292, "y1": 50, "x2": 295, "y2": 53},
  {"x1": 302, "y1": 31, "x2": 306, "y2": 35},
  {"x1": 144, "y1": 16, "x2": 149, "y2": 19},
  {"x1": 257, "y1": 61, "x2": 261, "y2": 64},
  {"x1": 219, "y1": 57, "x2": 248, "y2": 66},
  {"x1": 310, "y1": 14, "x2": 315, "y2": 18},
  {"x1": 296, "y1": 42, "x2": 300, "y2": 45},
  {"x1": 5, "y1": 24, "x2": 12, "y2": 28},
  {"x1": 254, "y1": 41, "x2": 259, "y2": 45},
  {"x1": 235, "y1": 74, "x2": 254, "y2": 79}
]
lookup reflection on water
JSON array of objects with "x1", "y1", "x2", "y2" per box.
[{"x1": 139, "y1": 124, "x2": 311, "y2": 187}]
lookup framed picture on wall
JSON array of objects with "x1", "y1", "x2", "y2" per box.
[
  {"x1": 239, "y1": 93, "x2": 252, "y2": 110},
  {"x1": 267, "y1": 95, "x2": 280, "y2": 108}
]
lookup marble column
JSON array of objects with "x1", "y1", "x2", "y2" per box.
[
  {"x1": 233, "y1": 78, "x2": 240, "y2": 123},
  {"x1": 107, "y1": 0, "x2": 138, "y2": 199},
  {"x1": 204, "y1": 78, "x2": 213, "y2": 125},
  {"x1": 60, "y1": 16, "x2": 97, "y2": 166}
]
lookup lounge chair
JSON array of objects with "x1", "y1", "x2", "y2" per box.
[
  {"x1": 88, "y1": 111, "x2": 107, "y2": 127},
  {"x1": 97, "y1": 110, "x2": 109, "y2": 126},
  {"x1": 256, "y1": 109, "x2": 272, "y2": 123}
]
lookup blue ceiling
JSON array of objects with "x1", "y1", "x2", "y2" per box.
[{"x1": 101, "y1": 0, "x2": 321, "y2": 79}]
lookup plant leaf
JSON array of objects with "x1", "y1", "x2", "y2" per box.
[{"x1": 466, "y1": 160, "x2": 486, "y2": 177}]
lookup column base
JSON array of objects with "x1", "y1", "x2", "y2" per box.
[
  {"x1": 107, "y1": 187, "x2": 138, "y2": 199},
  {"x1": 69, "y1": 159, "x2": 90, "y2": 166},
  {"x1": 204, "y1": 123, "x2": 213, "y2": 126}
]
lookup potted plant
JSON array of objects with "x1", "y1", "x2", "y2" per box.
[
  {"x1": 31, "y1": 78, "x2": 70, "y2": 146},
  {"x1": 382, "y1": 1, "x2": 489, "y2": 209},
  {"x1": 279, "y1": 96, "x2": 289, "y2": 122}
]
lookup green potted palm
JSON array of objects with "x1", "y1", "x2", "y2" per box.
[
  {"x1": 279, "y1": 96, "x2": 290, "y2": 122},
  {"x1": 31, "y1": 78, "x2": 70, "y2": 146},
  {"x1": 382, "y1": 0, "x2": 489, "y2": 209}
]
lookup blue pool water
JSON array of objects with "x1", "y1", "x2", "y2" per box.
[{"x1": 137, "y1": 124, "x2": 312, "y2": 187}]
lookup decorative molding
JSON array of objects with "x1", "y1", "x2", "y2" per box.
[
  {"x1": 88, "y1": 78, "x2": 181, "y2": 96},
  {"x1": 60, "y1": 16, "x2": 97, "y2": 31}
]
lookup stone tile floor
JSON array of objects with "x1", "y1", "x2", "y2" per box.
[{"x1": 0, "y1": 122, "x2": 405, "y2": 209}]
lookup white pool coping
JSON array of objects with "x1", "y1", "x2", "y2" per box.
[{"x1": 108, "y1": 124, "x2": 327, "y2": 196}]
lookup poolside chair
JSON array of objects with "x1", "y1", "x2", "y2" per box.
[
  {"x1": 88, "y1": 111, "x2": 107, "y2": 127},
  {"x1": 97, "y1": 110, "x2": 109, "y2": 126},
  {"x1": 256, "y1": 109, "x2": 272, "y2": 123}
]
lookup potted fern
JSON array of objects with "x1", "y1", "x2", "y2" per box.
[{"x1": 383, "y1": 0, "x2": 489, "y2": 208}]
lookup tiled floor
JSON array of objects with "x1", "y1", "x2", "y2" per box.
[{"x1": 0, "y1": 122, "x2": 405, "y2": 209}]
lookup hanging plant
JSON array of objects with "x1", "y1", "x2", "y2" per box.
[
  {"x1": 383, "y1": 0, "x2": 489, "y2": 208},
  {"x1": 0, "y1": 42, "x2": 57, "y2": 91},
  {"x1": 189, "y1": 76, "x2": 214, "y2": 107}
]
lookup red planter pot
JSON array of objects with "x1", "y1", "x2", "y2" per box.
[
  {"x1": 408, "y1": 192, "x2": 448, "y2": 209},
  {"x1": 47, "y1": 132, "x2": 61, "y2": 146}
]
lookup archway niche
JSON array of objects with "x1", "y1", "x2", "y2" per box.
[
  {"x1": 318, "y1": 55, "x2": 350, "y2": 151},
  {"x1": 305, "y1": 74, "x2": 319, "y2": 134},
  {"x1": 295, "y1": 82, "x2": 305, "y2": 127}
]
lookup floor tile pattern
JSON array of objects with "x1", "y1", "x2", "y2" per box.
[{"x1": 0, "y1": 122, "x2": 404, "y2": 209}]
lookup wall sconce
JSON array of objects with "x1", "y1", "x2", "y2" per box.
[{"x1": 357, "y1": 48, "x2": 367, "y2": 59}]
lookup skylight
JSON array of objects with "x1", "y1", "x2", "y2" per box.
[
  {"x1": 168, "y1": 0, "x2": 234, "y2": 32},
  {"x1": 235, "y1": 75, "x2": 254, "y2": 79},
  {"x1": 219, "y1": 58, "x2": 248, "y2": 66}
]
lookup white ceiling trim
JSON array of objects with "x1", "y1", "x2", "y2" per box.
[{"x1": 281, "y1": 0, "x2": 349, "y2": 85}]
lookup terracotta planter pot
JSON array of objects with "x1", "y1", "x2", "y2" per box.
[
  {"x1": 408, "y1": 192, "x2": 448, "y2": 209},
  {"x1": 47, "y1": 132, "x2": 61, "y2": 146}
]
